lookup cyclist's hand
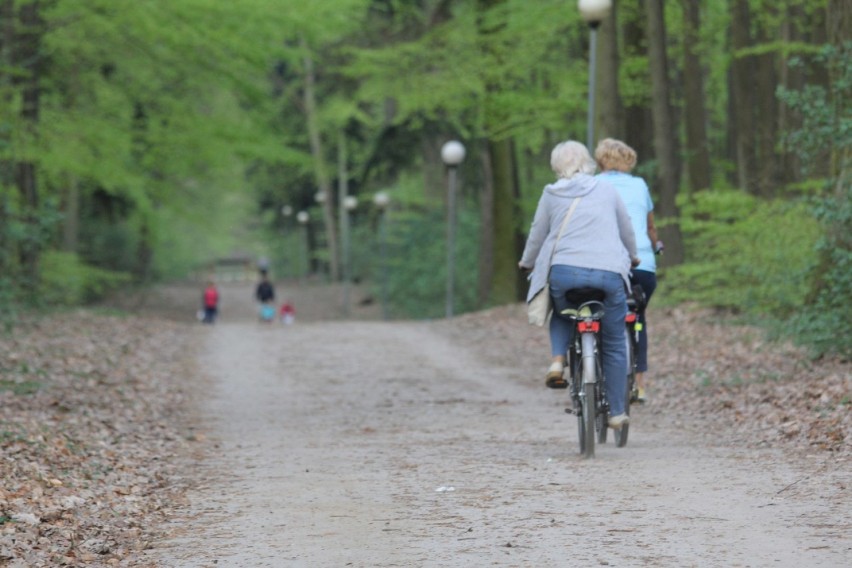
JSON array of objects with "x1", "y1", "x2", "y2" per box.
[
  {"x1": 518, "y1": 262, "x2": 532, "y2": 274},
  {"x1": 631, "y1": 257, "x2": 641, "y2": 268},
  {"x1": 654, "y1": 240, "x2": 665, "y2": 255}
]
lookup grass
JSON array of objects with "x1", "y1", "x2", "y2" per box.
[{"x1": 0, "y1": 379, "x2": 42, "y2": 395}]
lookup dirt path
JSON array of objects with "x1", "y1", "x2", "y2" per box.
[{"x1": 143, "y1": 287, "x2": 851, "y2": 567}]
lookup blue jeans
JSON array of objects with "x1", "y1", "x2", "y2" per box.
[
  {"x1": 630, "y1": 269, "x2": 657, "y2": 373},
  {"x1": 549, "y1": 265, "x2": 628, "y2": 416}
]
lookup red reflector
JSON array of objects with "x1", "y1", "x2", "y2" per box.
[
  {"x1": 578, "y1": 321, "x2": 600, "y2": 333},
  {"x1": 625, "y1": 313, "x2": 636, "y2": 323}
]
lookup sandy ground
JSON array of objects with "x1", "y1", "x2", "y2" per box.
[{"x1": 140, "y1": 281, "x2": 850, "y2": 567}]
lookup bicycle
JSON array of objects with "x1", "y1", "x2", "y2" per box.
[
  {"x1": 561, "y1": 287, "x2": 610, "y2": 458},
  {"x1": 618, "y1": 284, "x2": 646, "y2": 448}
]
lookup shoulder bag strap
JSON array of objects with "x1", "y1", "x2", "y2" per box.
[{"x1": 547, "y1": 197, "x2": 581, "y2": 266}]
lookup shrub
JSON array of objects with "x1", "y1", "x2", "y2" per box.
[
  {"x1": 659, "y1": 190, "x2": 821, "y2": 314},
  {"x1": 39, "y1": 251, "x2": 131, "y2": 306}
]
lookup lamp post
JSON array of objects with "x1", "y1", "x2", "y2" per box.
[
  {"x1": 296, "y1": 210, "x2": 309, "y2": 284},
  {"x1": 373, "y1": 191, "x2": 390, "y2": 320},
  {"x1": 341, "y1": 195, "x2": 358, "y2": 317},
  {"x1": 441, "y1": 140, "x2": 466, "y2": 318},
  {"x1": 281, "y1": 205, "x2": 293, "y2": 277},
  {"x1": 578, "y1": 0, "x2": 612, "y2": 151}
]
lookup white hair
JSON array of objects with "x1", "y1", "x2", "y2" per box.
[{"x1": 550, "y1": 140, "x2": 597, "y2": 179}]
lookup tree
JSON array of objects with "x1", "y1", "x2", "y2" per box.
[
  {"x1": 645, "y1": 0, "x2": 684, "y2": 264},
  {"x1": 681, "y1": 0, "x2": 712, "y2": 192}
]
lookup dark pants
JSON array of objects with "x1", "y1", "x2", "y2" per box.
[
  {"x1": 203, "y1": 306, "x2": 218, "y2": 324},
  {"x1": 630, "y1": 269, "x2": 657, "y2": 372}
]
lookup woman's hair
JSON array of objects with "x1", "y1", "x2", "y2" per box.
[
  {"x1": 550, "y1": 140, "x2": 597, "y2": 179},
  {"x1": 594, "y1": 138, "x2": 637, "y2": 172}
]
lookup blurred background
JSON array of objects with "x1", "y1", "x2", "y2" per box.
[{"x1": 0, "y1": 0, "x2": 848, "y2": 356}]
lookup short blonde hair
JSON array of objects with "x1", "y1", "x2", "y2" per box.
[
  {"x1": 595, "y1": 138, "x2": 637, "y2": 172},
  {"x1": 550, "y1": 140, "x2": 597, "y2": 179}
]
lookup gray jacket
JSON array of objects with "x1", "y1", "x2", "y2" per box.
[{"x1": 519, "y1": 174, "x2": 637, "y2": 302}]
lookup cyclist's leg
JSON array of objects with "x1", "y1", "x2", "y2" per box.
[
  {"x1": 631, "y1": 269, "x2": 657, "y2": 377},
  {"x1": 548, "y1": 265, "x2": 586, "y2": 359},
  {"x1": 599, "y1": 271, "x2": 628, "y2": 416}
]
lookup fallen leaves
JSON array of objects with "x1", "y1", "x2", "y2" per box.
[{"x1": 0, "y1": 310, "x2": 199, "y2": 567}]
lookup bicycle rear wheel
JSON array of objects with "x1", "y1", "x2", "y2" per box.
[
  {"x1": 581, "y1": 382, "x2": 595, "y2": 458},
  {"x1": 615, "y1": 333, "x2": 633, "y2": 447}
]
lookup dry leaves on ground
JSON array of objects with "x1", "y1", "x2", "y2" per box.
[
  {"x1": 438, "y1": 302, "x2": 851, "y2": 457},
  {"x1": 0, "y1": 312, "x2": 199, "y2": 567}
]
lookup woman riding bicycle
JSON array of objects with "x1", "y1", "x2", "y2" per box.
[
  {"x1": 519, "y1": 141, "x2": 638, "y2": 430},
  {"x1": 595, "y1": 138, "x2": 659, "y2": 403}
]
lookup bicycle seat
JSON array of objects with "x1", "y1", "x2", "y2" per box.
[{"x1": 560, "y1": 287, "x2": 605, "y2": 319}]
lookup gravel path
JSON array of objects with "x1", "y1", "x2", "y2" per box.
[{"x1": 142, "y1": 283, "x2": 851, "y2": 567}]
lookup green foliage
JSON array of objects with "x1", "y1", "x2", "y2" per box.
[
  {"x1": 659, "y1": 190, "x2": 821, "y2": 314},
  {"x1": 39, "y1": 251, "x2": 131, "y2": 306},
  {"x1": 778, "y1": 43, "x2": 852, "y2": 358},
  {"x1": 374, "y1": 206, "x2": 479, "y2": 320}
]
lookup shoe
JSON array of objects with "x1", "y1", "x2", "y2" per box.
[
  {"x1": 545, "y1": 362, "x2": 567, "y2": 389},
  {"x1": 608, "y1": 414, "x2": 630, "y2": 430},
  {"x1": 636, "y1": 387, "x2": 646, "y2": 403}
]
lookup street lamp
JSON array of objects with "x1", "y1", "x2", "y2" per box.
[
  {"x1": 341, "y1": 195, "x2": 358, "y2": 317},
  {"x1": 372, "y1": 191, "x2": 391, "y2": 320},
  {"x1": 578, "y1": 0, "x2": 612, "y2": 151},
  {"x1": 296, "y1": 210, "x2": 310, "y2": 284},
  {"x1": 441, "y1": 140, "x2": 466, "y2": 318},
  {"x1": 281, "y1": 205, "x2": 294, "y2": 278}
]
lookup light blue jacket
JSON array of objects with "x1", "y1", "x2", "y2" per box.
[{"x1": 520, "y1": 174, "x2": 637, "y2": 302}]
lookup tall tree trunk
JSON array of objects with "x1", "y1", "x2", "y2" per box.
[
  {"x1": 753, "y1": 5, "x2": 778, "y2": 197},
  {"x1": 477, "y1": 148, "x2": 494, "y2": 307},
  {"x1": 62, "y1": 176, "x2": 80, "y2": 253},
  {"x1": 597, "y1": 0, "x2": 624, "y2": 142},
  {"x1": 477, "y1": 0, "x2": 522, "y2": 305},
  {"x1": 645, "y1": 0, "x2": 684, "y2": 265},
  {"x1": 0, "y1": 0, "x2": 13, "y2": 276},
  {"x1": 730, "y1": 0, "x2": 756, "y2": 193},
  {"x1": 622, "y1": 10, "x2": 654, "y2": 166},
  {"x1": 489, "y1": 138, "x2": 523, "y2": 305},
  {"x1": 301, "y1": 36, "x2": 340, "y2": 281},
  {"x1": 681, "y1": 0, "x2": 712, "y2": 192},
  {"x1": 13, "y1": 1, "x2": 43, "y2": 287}
]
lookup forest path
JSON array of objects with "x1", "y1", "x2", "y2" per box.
[{"x1": 141, "y1": 283, "x2": 850, "y2": 567}]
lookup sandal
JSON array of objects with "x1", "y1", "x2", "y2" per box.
[{"x1": 545, "y1": 362, "x2": 567, "y2": 389}]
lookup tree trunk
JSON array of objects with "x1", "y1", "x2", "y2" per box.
[
  {"x1": 489, "y1": 138, "x2": 522, "y2": 305},
  {"x1": 301, "y1": 36, "x2": 340, "y2": 281},
  {"x1": 730, "y1": 0, "x2": 756, "y2": 193},
  {"x1": 622, "y1": 10, "x2": 654, "y2": 166},
  {"x1": 477, "y1": 0, "x2": 522, "y2": 305},
  {"x1": 477, "y1": 148, "x2": 494, "y2": 307},
  {"x1": 62, "y1": 176, "x2": 80, "y2": 253},
  {"x1": 753, "y1": 9, "x2": 778, "y2": 197},
  {"x1": 13, "y1": 1, "x2": 43, "y2": 287},
  {"x1": 597, "y1": 0, "x2": 624, "y2": 142},
  {"x1": 681, "y1": 0, "x2": 712, "y2": 192},
  {"x1": 645, "y1": 0, "x2": 684, "y2": 265}
]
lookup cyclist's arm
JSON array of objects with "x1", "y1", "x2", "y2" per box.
[
  {"x1": 615, "y1": 195, "x2": 639, "y2": 263},
  {"x1": 647, "y1": 211, "x2": 658, "y2": 245}
]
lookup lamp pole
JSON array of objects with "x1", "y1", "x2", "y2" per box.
[
  {"x1": 296, "y1": 210, "x2": 309, "y2": 284},
  {"x1": 341, "y1": 195, "x2": 358, "y2": 317},
  {"x1": 373, "y1": 191, "x2": 390, "y2": 320},
  {"x1": 281, "y1": 205, "x2": 293, "y2": 277},
  {"x1": 441, "y1": 140, "x2": 466, "y2": 318},
  {"x1": 578, "y1": 0, "x2": 612, "y2": 151}
]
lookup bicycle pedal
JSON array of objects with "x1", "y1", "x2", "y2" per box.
[{"x1": 564, "y1": 408, "x2": 576, "y2": 415}]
